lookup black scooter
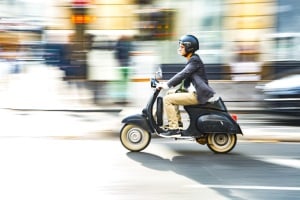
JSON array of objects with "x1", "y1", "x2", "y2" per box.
[{"x1": 120, "y1": 78, "x2": 243, "y2": 153}]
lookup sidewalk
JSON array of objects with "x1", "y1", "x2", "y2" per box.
[
  {"x1": 0, "y1": 64, "x2": 121, "y2": 112},
  {"x1": 0, "y1": 64, "x2": 299, "y2": 142}
]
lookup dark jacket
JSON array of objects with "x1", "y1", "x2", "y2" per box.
[
  {"x1": 115, "y1": 38, "x2": 132, "y2": 66},
  {"x1": 167, "y1": 54, "x2": 215, "y2": 104}
]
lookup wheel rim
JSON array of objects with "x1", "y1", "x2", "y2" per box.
[
  {"x1": 213, "y1": 134, "x2": 229, "y2": 146},
  {"x1": 207, "y1": 133, "x2": 237, "y2": 153},
  {"x1": 120, "y1": 124, "x2": 151, "y2": 152},
  {"x1": 127, "y1": 128, "x2": 143, "y2": 143}
]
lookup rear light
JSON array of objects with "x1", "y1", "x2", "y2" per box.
[{"x1": 231, "y1": 114, "x2": 238, "y2": 121}]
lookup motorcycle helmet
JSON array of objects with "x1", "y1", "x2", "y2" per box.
[{"x1": 179, "y1": 35, "x2": 199, "y2": 53}]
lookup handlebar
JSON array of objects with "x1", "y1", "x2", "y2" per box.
[{"x1": 150, "y1": 78, "x2": 159, "y2": 88}]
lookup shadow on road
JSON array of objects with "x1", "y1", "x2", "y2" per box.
[{"x1": 127, "y1": 148, "x2": 300, "y2": 200}]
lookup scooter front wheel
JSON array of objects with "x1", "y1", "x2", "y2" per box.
[
  {"x1": 207, "y1": 133, "x2": 237, "y2": 153},
  {"x1": 120, "y1": 124, "x2": 151, "y2": 152}
]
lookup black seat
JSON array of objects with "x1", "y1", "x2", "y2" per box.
[{"x1": 184, "y1": 97, "x2": 227, "y2": 111}]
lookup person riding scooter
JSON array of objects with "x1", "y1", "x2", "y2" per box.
[{"x1": 156, "y1": 34, "x2": 216, "y2": 137}]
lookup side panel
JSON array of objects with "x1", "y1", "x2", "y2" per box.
[
  {"x1": 197, "y1": 114, "x2": 239, "y2": 134},
  {"x1": 184, "y1": 106, "x2": 243, "y2": 136}
]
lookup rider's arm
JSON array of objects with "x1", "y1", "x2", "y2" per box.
[{"x1": 167, "y1": 56, "x2": 202, "y2": 88}]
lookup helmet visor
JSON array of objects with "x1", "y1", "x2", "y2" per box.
[{"x1": 179, "y1": 41, "x2": 192, "y2": 47}]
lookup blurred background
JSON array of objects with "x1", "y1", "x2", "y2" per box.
[{"x1": 0, "y1": 0, "x2": 299, "y2": 116}]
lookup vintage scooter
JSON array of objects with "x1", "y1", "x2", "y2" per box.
[{"x1": 120, "y1": 78, "x2": 243, "y2": 153}]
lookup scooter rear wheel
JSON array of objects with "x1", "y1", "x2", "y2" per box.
[
  {"x1": 120, "y1": 124, "x2": 151, "y2": 152},
  {"x1": 207, "y1": 133, "x2": 237, "y2": 153}
]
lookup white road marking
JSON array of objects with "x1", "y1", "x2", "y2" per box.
[
  {"x1": 187, "y1": 185, "x2": 300, "y2": 191},
  {"x1": 256, "y1": 157, "x2": 300, "y2": 169}
]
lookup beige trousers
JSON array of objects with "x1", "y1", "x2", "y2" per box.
[{"x1": 164, "y1": 90, "x2": 198, "y2": 129}]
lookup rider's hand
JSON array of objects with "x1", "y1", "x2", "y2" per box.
[{"x1": 156, "y1": 82, "x2": 169, "y2": 90}]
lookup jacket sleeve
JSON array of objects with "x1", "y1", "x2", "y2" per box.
[{"x1": 167, "y1": 58, "x2": 200, "y2": 88}]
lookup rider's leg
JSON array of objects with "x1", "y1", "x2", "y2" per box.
[
  {"x1": 165, "y1": 90, "x2": 183, "y2": 128},
  {"x1": 164, "y1": 92, "x2": 198, "y2": 130}
]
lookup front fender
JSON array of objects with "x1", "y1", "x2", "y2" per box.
[{"x1": 121, "y1": 114, "x2": 153, "y2": 133}]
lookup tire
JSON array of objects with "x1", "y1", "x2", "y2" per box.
[
  {"x1": 207, "y1": 133, "x2": 237, "y2": 154},
  {"x1": 120, "y1": 124, "x2": 151, "y2": 152}
]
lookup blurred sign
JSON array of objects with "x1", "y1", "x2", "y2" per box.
[
  {"x1": 226, "y1": 16, "x2": 274, "y2": 29},
  {"x1": 71, "y1": 15, "x2": 95, "y2": 24},
  {"x1": 225, "y1": 2, "x2": 275, "y2": 29},
  {"x1": 137, "y1": 8, "x2": 176, "y2": 40}
]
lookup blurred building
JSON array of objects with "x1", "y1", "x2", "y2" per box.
[
  {"x1": 0, "y1": 0, "x2": 45, "y2": 76},
  {"x1": 263, "y1": 0, "x2": 300, "y2": 79},
  {"x1": 150, "y1": 0, "x2": 277, "y2": 81},
  {"x1": 152, "y1": 0, "x2": 300, "y2": 81},
  {"x1": 0, "y1": 0, "x2": 299, "y2": 81},
  {"x1": 43, "y1": 0, "x2": 138, "y2": 80},
  {"x1": 3, "y1": 0, "x2": 274, "y2": 80},
  {"x1": 224, "y1": 0, "x2": 276, "y2": 81}
]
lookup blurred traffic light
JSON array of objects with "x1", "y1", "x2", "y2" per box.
[
  {"x1": 67, "y1": 0, "x2": 96, "y2": 79},
  {"x1": 71, "y1": 15, "x2": 95, "y2": 24},
  {"x1": 72, "y1": 0, "x2": 92, "y2": 7},
  {"x1": 71, "y1": 0, "x2": 94, "y2": 24}
]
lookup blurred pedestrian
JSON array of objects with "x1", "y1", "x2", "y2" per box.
[{"x1": 114, "y1": 35, "x2": 133, "y2": 103}]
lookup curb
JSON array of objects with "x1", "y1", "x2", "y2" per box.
[{"x1": 3, "y1": 107, "x2": 123, "y2": 113}]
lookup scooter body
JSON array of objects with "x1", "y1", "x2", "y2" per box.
[
  {"x1": 120, "y1": 78, "x2": 243, "y2": 153},
  {"x1": 182, "y1": 101, "x2": 242, "y2": 136}
]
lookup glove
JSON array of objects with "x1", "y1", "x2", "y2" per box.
[{"x1": 156, "y1": 82, "x2": 169, "y2": 90}]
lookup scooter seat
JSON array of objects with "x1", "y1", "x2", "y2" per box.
[{"x1": 184, "y1": 97, "x2": 227, "y2": 111}]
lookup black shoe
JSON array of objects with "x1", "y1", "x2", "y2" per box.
[
  {"x1": 160, "y1": 129, "x2": 181, "y2": 138},
  {"x1": 178, "y1": 121, "x2": 183, "y2": 128},
  {"x1": 164, "y1": 122, "x2": 183, "y2": 130}
]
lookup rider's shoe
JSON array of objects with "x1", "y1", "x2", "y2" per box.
[
  {"x1": 178, "y1": 121, "x2": 183, "y2": 129},
  {"x1": 160, "y1": 129, "x2": 181, "y2": 138},
  {"x1": 163, "y1": 122, "x2": 183, "y2": 130}
]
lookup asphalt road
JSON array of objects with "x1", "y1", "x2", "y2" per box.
[
  {"x1": 127, "y1": 140, "x2": 300, "y2": 200},
  {"x1": 0, "y1": 109, "x2": 299, "y2": 200},
  {"x1": 0, "y1": 137, "x2": 299, "y2": 200}
]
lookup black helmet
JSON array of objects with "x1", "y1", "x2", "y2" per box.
[{"x1": 179, "y1": 35, "x2": 199, "y2": 53}]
